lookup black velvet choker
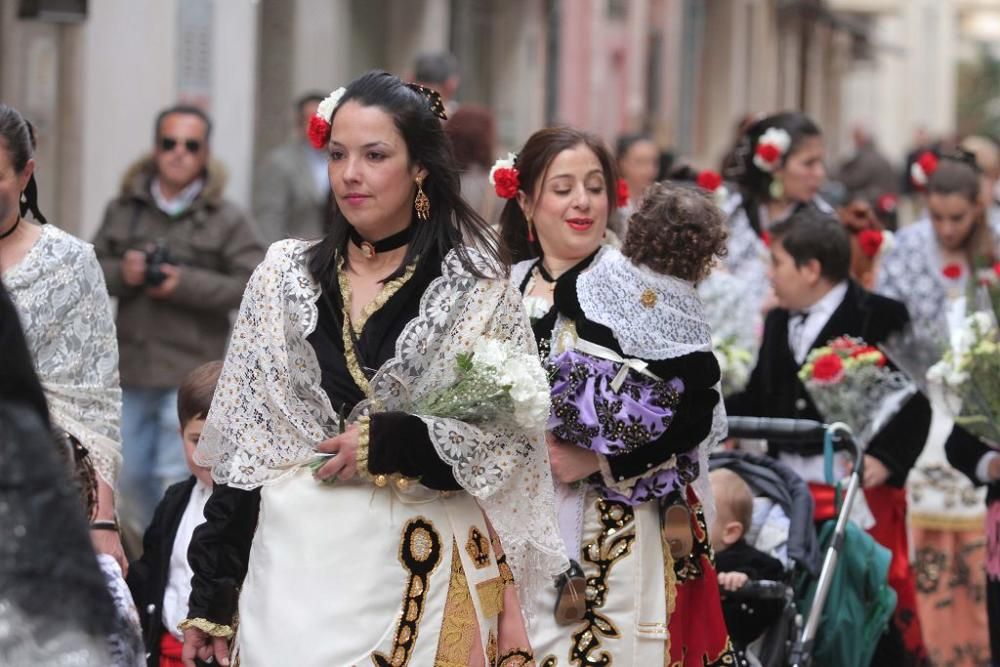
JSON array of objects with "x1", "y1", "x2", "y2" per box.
[
  {"x1": 348, "y1": 225, "x2": 415, "y2": 259},
  {"x1": 0, "y1": 216, "x2": 20, "y2": 240}
]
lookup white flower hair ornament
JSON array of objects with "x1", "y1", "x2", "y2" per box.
[
  {"x1": 752, "y1": 127, "x2": 792, "y2": 173},
  {"x1": 307, "y1": 87, "x2": 346, "y2": 149}
]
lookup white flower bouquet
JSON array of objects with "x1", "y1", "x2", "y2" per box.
[
  {"x1": 713, "y1": 335, "x2": 754, "y2": 396},
  {"x1": 927, "y1": 311, "x2": 1000, "y2": 444},
  {"x1": 414, "y1": 337, "x2": 552, "y2": 431}
]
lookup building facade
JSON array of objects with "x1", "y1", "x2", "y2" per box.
[{"x1": 1, "y1": 0, "x2": 961, "y2": 240}]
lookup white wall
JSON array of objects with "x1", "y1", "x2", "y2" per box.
[
  {"x1": 210, "y1": 0, "x2": 258, "y2": 211},
  {"x1": 78, "y1": 0, "x2": 178, "y2": 240}
]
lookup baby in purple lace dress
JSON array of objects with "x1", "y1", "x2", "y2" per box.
[{"x1": 547, "y1": 181, "x2": 729, "y2": 508}]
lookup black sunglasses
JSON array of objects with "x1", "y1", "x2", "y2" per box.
[{"x1": 160, "y1": 137, "x2": 202, "y2": 154}]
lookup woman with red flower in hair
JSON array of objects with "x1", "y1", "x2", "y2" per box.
[
  {"x1": 500, "y1": 127, "x2": 737, "y2": 666},
  {"x1": 719, "y1": 112, "x2": 832, "y2": 335},
  {"x1": 876, "y1": 145, "x2": 1000, "y2": 665}
]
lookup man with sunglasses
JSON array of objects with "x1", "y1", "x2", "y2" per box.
[{"x1": 92, "y1": 104, "x2": 264, "y2": 535}]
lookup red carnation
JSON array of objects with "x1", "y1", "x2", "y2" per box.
[
  {"x1": 942, "y1": 263, "x2": 963, "y2": 280},
  {"x1": 812, "y1": 353, "x2": 844, "y2": 382},
  {"x1": 756, "y1": 143, "x2": 780, "y2": 164},
  {"x1": 697, "y1": 170, "x2": 723, "y2": 192},
  {"x1": 917, "y1": 151, "x2": 938, "y2": 177},
  {"x1": 307, "y1": 116, "x2": 331, "y2": 149},
  {"x1": 858, "y1": 229, "x2": 884, "y2": 258},
  {"x1": 876, "y1": 193, "x2": 898, "y2": 214},
  {"x1": 761, "y1": 230, "x2": 772, "y2": 247},
  {"x1": 493, "y1": 168, "x2": 520, "y2": 199},
  {"x1": 617, "y1": 179, "x2": 630, "y2": 207}
]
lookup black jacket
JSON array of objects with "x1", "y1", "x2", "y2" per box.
[
  {"x1": 944, "y1": 425, "x2": 1000, "y2": 504},
  {"x1": 716, "y1": 539, "x2": 785, "y2": 646},
  {"x1": 727, "y1": 281, "x2": 930, "y2": 487},
  {"x1": 127, "y1": 476, "x2": 197, "y2": 666}
]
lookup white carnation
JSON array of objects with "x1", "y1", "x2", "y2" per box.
[
  {"x1": 316, "y1": 87, "x2": 346, "y2": 122},
  {"x1": 759, "y1": 127, "x2": 791, "y2": 153}
]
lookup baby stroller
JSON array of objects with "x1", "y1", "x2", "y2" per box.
[{"x1": 714, "y1": 417, "x2": 896, "y2": 667}]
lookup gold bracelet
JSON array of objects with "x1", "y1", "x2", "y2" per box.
[
  {"x1": 177, "y1": 617, "x2": 235, "y2": 639},
  {"x1": 355, "y1": 415, "x2": 372, "y2": 480}
]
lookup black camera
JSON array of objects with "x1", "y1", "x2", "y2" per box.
[{"x1": 144, "y1": 240, "x2": 171, "y2": 287}]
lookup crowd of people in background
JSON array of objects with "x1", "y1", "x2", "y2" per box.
[{"x1": 2, "y1": 48, "x2": 1000, "y2": 667}]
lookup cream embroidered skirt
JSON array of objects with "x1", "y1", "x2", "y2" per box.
[
  {"x1": 233, "y1": 469, "x2": 505, "y2": 667},
  {"x1": 528, "y1": 488, "x2": 670, "y2": 666}
]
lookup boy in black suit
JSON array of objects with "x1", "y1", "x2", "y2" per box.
[
  {"x1": 727, "y1": 208, "x2": 931, "y2": 663},
  {"x1": 127, "y1": 361, "x2": 222, "y2": 667}
]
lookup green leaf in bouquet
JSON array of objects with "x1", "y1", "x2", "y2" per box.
[{"x1": 456, "y1": 352, "x2": 474, "y2": 373}]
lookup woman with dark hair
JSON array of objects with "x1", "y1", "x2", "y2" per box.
[
  {"x1": 0, "y1": 103, "x2": 135, "y2": 614},
  {"x1": 721, "y1": 112, "x2": 830, "y2": 322},
  {"x1": 615, "y1": 132, "x2": 658, "y2": 210},
  {"x1": 498, "y1": 128, "x2": 734, "y2": 665},
  {"x1": 181, "y1": 71, "x2": 565, "y2": 666},
  {"x1": 0, "y1": 279, "x2": 142, "y2": 665},
  {"x1": 877, "y1": 152, "x2": 997, "y2": 665},
  {"x1": 444, "y1": 103, "x2": 500, "y2": 227}
]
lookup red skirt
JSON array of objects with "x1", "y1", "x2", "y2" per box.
[
  {"x1": 160, "y1": 630, "x2": 184, "y2": 667},
  {"x1": 666, "y1": 486, "x2": 736, "y2": 666},
  {"x1": 809, "y1": 483, "x2": 927, "y2": 663}
]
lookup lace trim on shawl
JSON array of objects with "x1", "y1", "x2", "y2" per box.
[
  {"x1": 4, "y1": 225, "x2": 123, "y2": 486},
  {"x1": 195, "y1": 239, "x2": 339, "y2": 486},
  {"x1": 196, "y1": 241, "x2": 567, "y2": 610},
  {"x1": 577, "y1": 248, "x2": 713, "y2": 359}
]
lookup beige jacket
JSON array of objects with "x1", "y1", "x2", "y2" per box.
[{"x1": 92, "y1": 157, "x2": 265, "y2": 388}]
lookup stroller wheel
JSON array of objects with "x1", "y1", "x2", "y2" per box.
[{"x1": 662, "y1": 503, "x2": 694, "y2": 560}]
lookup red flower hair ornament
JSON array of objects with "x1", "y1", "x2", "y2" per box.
[
  {"x1": 910, "y1": 151, "x2": 939, "y2": 189},
  {"x1": 616, "y1": 179, "x2": 630, "y2": 208},
  {"x1": 490, "y1": 153, "x2": 520, "y2": 200},
  {"x1": 696, "y1": 169, "x2": 728, "y2": 206},
  {"x1": 307, "y1": 87, "x2": 346, "y2": 149},
  {"x1": 753, "y1": 127, "x2": 791, "y2": 173},
  {"x1": 857, "y1": 229, "x2": 884, "y2": 258}
]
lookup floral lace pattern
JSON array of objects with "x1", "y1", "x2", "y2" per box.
[
  {"x1": 4, "y1": 225, "x2": 123, "y2": 486},
  {"x1": 876, "y1": 217, "x2": 1000, "y2": 339},
  {"x1": 721, "y1": 197, "x2": 771, "y2": 319},
  {"x1": 577, "y1": 248, "x2": 714, "y2": 359},
  {"x1": 196, "y1": 240, "x2": 567, "y2": 608}
]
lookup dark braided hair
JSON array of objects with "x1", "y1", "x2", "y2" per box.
[{"x1": 0, "y1": 104, "x2": 48, "y2": 225}]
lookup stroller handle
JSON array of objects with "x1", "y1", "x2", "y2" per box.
[
  {"x1": 727, "y1": 417, "x2": 827, "y2": 443},
  {"x1": 725, "y1": 579, "x2": 787, "y2": 600}
]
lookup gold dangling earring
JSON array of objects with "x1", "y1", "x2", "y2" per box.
[
  {"x1": 526, "y1": 217, "x2": 535, "y2": 242},
  {"x1": 414, "y1": 176, "x2": 430, "y2": 221},
  {"x1": 769, "y1": 178, "x2": 784, "y2": 201}
]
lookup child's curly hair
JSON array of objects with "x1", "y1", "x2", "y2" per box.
[{"x1": 622, "y1": 181, "x2": 728, "y2": 283}]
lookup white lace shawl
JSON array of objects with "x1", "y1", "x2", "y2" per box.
[
  {"x1": 575, "y1": 248, "x2": 727, "y2": 520},
  {"x1": 195, "y1": 239, "x2": 568, "y2": 599},
  {"x1": 5, "y1": 225, "x2": 123, "y2": 486},
  {"x1": 876, "y1": 217, "x2": 1000, "y2": 340}
]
